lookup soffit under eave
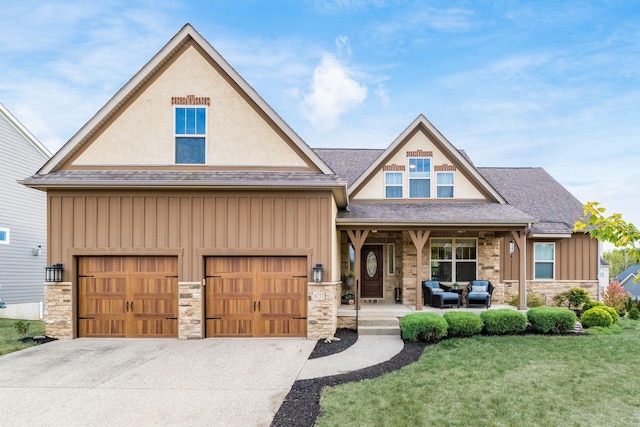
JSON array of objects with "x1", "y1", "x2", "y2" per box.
[
  {"x1": 347, "y1": 115, "x2": 507, "y2": 204},
  {"x1": 38, "y1": 24, "x2": 334, "y2": 176}
]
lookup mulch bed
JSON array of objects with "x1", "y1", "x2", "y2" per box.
[
  {"x1": 20, "y1": 336, "x2": 57, "y2": 345},
  {"x1": 271, "y1": 336, "x2": 427, "y2": 427},
  {"x1": 308, "y1": 328, "x2": 358, "y2": 359}
]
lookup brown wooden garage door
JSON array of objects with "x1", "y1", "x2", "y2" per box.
[
  {"x1": 78, "y1": 257, "x2": 178, "y2": 338},
  {"x1": 205, "y1": 257, "x2": 307, "y2": 337}
]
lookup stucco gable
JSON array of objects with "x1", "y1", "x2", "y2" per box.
[
  {"x1": 39, "y1": 24, "x2": 332, "y2": 175},
  {"x1": 349, "y1": 115, "x2": 506, "y2": 202}
]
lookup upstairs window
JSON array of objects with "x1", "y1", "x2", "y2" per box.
[
  {"x1": 175, "y1": 107, "x2": 206, "y2": 164},
  {"x1": 436, "y1": 172, "x2": 454, "y2": 198},
  {"x1": 385, "y1": 172, "x2": 403, "y2": 198},
  {"x1": 534, "y1": 242, "x2": 555, "y2": 280},
  {"x1": 0, "y1": 227, "x2": 9, "y2": 244},
  {"x1": 409, "y1": 158, "x2": 430, "y2": 198}
]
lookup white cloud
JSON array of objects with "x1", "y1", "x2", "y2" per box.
[{"x1": 302, "y1": 54, "x2": 368, "y2": 131}]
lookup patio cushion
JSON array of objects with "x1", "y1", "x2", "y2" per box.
[
  {"x1": 441, "y1": 292, "x2": 460, "y2": 299},
  {"x1": 473, "y1": 280, "x2": 489, "y2": 287},
  {"x1": 467, "y1": 292, "x2": 489, "y2": 299},
  {"x1": 471, "y1": 285, "x2": 487, "y2": 293},
  {"x1": 431, "y1": 288, "x2": 444, "y2": 294},
  {"x1": 423, "y1": 281, "x2": 441, "y2": 289}
]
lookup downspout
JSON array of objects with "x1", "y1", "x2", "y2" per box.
[{"x1": 355, "y1": 279, "x2": 359, "y2": 333}]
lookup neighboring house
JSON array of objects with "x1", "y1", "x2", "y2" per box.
[
  {"x1": 616, "y1": 264, "x2": 640, "y2": 298},
  {"x1": 22, "y1": 24, "x2": 599, "y2": 340},
  {"x1": 0, "y1": 104, "x2": 51, "y2": 320}
]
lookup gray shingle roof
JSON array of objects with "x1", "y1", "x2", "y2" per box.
[
  {"x1": 314, "y1": 148, "x2": 384, "y2": 186},
  {"x1": 478, "y1": 167, "x2": 583, "y2": 234},
  {"x1": 337, "y1": 202, "x2": 535, "y2": 225},
  {"x1": 21, "y1": 170, "x2": 346, "y2": 188}
]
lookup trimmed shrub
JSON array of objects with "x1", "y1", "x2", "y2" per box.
[
  {"x1": 628, "y1": 307, "x2": 640, "y2": 320},
  {"x1": 507, "y1": 293, "x2": 544, "y2": 308},
  {"x1": 527, "y1": 307, "x2": 577, "y2": 334},
  {"x1": 600, "y1": 305, "x2": 619, "y2": 324},
  {"x1": 443, "y1": 312, "x2": 483, "y2": 338},
  {"x1": 553, "y1": 288, "x2": 590, "y2": 310},
  {"x1": 480, "y1": 309, "x2": 527, "y2": 335},
  {"x1": 14, "y1": 320, "x2": 29, "y2": 337},
  {"x1": 581, "y1": 307, "x2": 613, "y2": 328},
  {"x1": 582, "y1": 301, "x2": 604, "y2": 312},
  {"x1": 400, "y1": 313, "x2": 448, "y2": 342}
]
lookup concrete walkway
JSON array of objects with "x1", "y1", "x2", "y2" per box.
[{"x1": 297, "y1": 334, "x2": 404, "y2": 380}]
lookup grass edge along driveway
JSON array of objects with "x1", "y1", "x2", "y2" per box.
[
  {"x1": 317, "y1": 319, "x2": 640, "y2": 427},
  {"x1": 0, "y1": 318, "x2": 45, "y2": 356}
]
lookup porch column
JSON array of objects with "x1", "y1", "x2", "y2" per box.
[
  {"x1": 409, "y1": 230, "x2": 430, "y2": 310},
  {"x1": 346, "y1": 229, "x2": 370, "y2": 310},
  {"x1": 511, "y1": 230, "x2": 527, "y2": 310}
]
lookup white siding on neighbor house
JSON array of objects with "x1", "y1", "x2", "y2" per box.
[{"x1": 0, "y1": 110, "x2": 49, "y2": 304}]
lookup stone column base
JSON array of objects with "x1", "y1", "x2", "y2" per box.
[
  {"x1": 178, "y1": 282, "x2": 203, "y2": 339},
  {"x1": 307, "y1": 281, "x2": 341, "y2": 339},
  {"x1": 44, "y1": 282, "x2": 73, "y2": 339}
]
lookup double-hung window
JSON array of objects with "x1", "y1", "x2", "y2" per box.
[
  {"x1": 436, "y1": 172, "x2": 454, "y2": 198},
  {"x1": 534, "y1": 242, "x2": 555, "y2": 279},
  {"x1": 430, "y1": 238, "x2": 477, "y2": 282},
  {"x1": 0, "y1": 227, "x2": 9, "y2": 244},
  {"x1": 175, "y1": 107, "x2": 206, "y2": 164},
  {"x1": 409, "y1": 158, "x2": 430, "y2": 198},
  {"x1": 385, "y1": 172, "x2": 403, "y2": 198}
]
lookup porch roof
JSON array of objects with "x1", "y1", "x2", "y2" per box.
[{"x1": 336, "y1": 201, "x2": 536, "y2": 226}]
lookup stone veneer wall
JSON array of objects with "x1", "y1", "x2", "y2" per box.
[
  {"x1": 401, "y1": 232, "x2": 500, "y2": 306},
  {"x1": 44, "y1": 282, "x2": 73, "y2": 339},
  {"x1": 178, "y1": 282, "x2": 202, "y2": 339},
  {"x1": 307, "y1": 282, "x2": 341, "y2": 339},
  {"x1": 500, "y1": 280, "x2": 599, "y2": 306}
]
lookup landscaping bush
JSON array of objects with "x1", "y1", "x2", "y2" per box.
[
  {"x1": 581, "y1": 307, "x2": 613, "y2": 328},
  {"x1": 603, "y1": 280, "x2": 631, "y2": 316},
  {"x1": 400, "y1": 313, "x2": 448, "y2": 342},
  {"x1": 628, "y1": 307, "x2": 640, "y2": 320},
  {"x1": 443, "y1": 312, "x2": 483, "y2": 338},
  {"x1": 527, "y1": 307, "x2": 578, "y2": 334},
  {"x1": 582, "y1": 301, "x2": 604, "y2": 312},
  {"x1": 553, "y1": 288, "x2": 590, "y2": 310},
  {"x1": 600, "y1": 305, "x2": 619, "y2": 324},
  {"x1": 507, "y1": 293, "x2": 544, "y2": 308},
  {"x1": 480, "y1": 309, "x2": 527, "y2": 335},
  {"x1": 14, "y1": 320, "x2": 29, "y2": 337}
]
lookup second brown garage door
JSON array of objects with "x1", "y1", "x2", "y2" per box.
[
  {"x1": 78, "y1": 256, "x2": 178, "y2": 338},
  {"x1": 205, "y1": 257, "x2": 307, "y2": 337}
]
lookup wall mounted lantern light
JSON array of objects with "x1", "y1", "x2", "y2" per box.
[
  {"x1": 313, "y1": 264, "x2": 323, "y2": 283},
  {"x1": 45, "y1": 263, "x2": 64, "y2": 282}
]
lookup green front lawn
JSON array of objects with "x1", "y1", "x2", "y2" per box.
[
  {"x1": 318, "y1": 319, "x2": 640, "y2": 427},
  {"x1": 0, "y1": 318, "x2": 45, "y2": 356}
]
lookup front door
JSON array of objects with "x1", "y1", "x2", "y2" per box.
[{"x1": 361, "y1": 246, "x2": 383, "y2": 298}]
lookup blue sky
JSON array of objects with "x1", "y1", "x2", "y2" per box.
[{"x1": 1, "y1": 0, "x2": 639, "y2": 232}]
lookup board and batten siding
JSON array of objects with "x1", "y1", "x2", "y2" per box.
[
  {"x1": 500, "y1": 233, "x2": 598, "y2": 281},
  {"x1": 48, "y1": 190, "x2": 336, "y2": 282},
  {"x1": 0, "y1": 111, "x2": 49, "y2": 304}
]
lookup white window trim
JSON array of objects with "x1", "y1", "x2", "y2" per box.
[
  {"x1": 387, "y1": 243, "x2": 395, "y2": 275},
  {"x1": 436, "y1": 171, "x2": 455, "y2": 198},
  {"x1": 408, "y1": 157, "x2": 431, "y2": 199},
  {"x1": 174, "y1": 105, "x2": 208, "y2": 165},
  {"x1": 384, "y1": 171, "x2": 404, "y2": 199},
  {"x1": 0, "y1": 227, "x2": 9, "y2": 244},
  {"x1": 534, "y1": 242, "x2": 555, "y2": 280},
  {"x1": 430, "y1": 238, "x2": 478, "y2": 283}
]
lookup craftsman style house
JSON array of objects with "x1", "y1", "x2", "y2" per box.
[{"x1": 23, "y1": 24, "x2": 598, "y2": 340}]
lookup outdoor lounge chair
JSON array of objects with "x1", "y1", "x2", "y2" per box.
[
  {"x1": 466, "y1": 280, "x2": 494, "y2": 308},
  {"x1": 422, "y1": 281, "x2": 461, "y2": 308}
]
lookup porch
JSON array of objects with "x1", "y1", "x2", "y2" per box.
[{"x1": 336, "y1": 302, "x2": 520, "y2": 331}]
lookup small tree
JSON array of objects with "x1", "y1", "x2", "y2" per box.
[
  {"x1": 575, "y1": 202, "x2": 640, "y2": 283},
  {"x1": 603, "y1": 280, "x2": 631, "y2": 315},
  {"x1": 14, "y1": 320, "x2": 29, "y2": 337},
  {"x1": 553, "y1": 287, "x2": 590, "y2": 310}
]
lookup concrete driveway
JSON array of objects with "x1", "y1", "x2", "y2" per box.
[{"x1": 0, "y1": 338, "x2": 315, "y2": 427}]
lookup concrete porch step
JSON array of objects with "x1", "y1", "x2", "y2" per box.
[
  {"x1": 358, "y1": 317, "x2": 401, "y2": 336},
  {"x1": 358, "y1": 325, "x2": 401, "y2": 336}
]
